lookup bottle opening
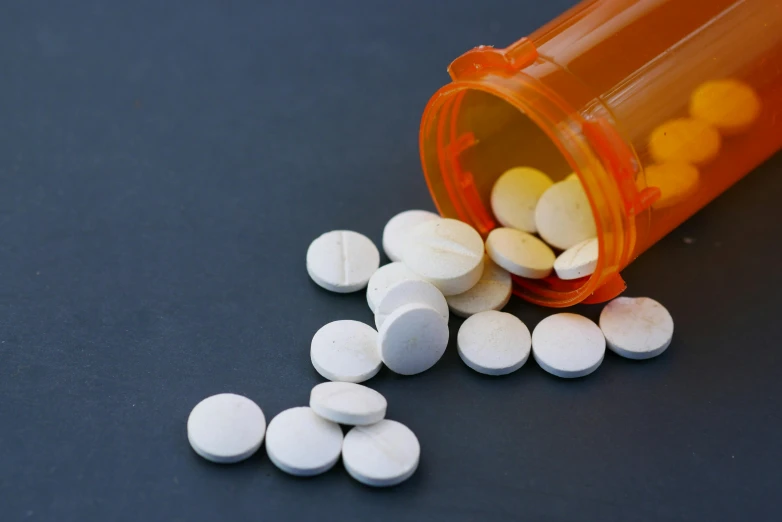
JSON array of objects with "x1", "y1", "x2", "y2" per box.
[
  {"x1": 420, "y1": 82, "x2": 626, "y2": 307},
  {"x1": 421, "y1": 87, "x2": 574, "y2": 229}
]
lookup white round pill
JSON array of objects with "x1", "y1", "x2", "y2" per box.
[
  {"x1": 265, "y1": 407, "x2": 343, "y2": 477},
  {"x1": 490, "y1": 167, "x2": 554, "y2": 233},
  {"x1": 599, "y1": 297, "x2": 674, "y2": 360},
  {"x1": 187, "y1": 393, "x2": 266, "y2": 464},
  {"x1": 306, "y1": 230, "x2": 380, "y2": 293},
  {"x1": 535, "y1": 179, "x2": 597, "y2": 250},
  {"x1": 446, "y1": 256, "x2": 512, "y2": 318},
  {"x1": 366, "y1": 262, "x2": 422, "y2": 313},
  {"x1": 378, "y1": 303, "x2": 449, "y2": 375},
  {"x1": 311, "y1": 320, "x2": 382, "y2": 383},
  {"x1": 485, "y1": 227, "x2": 555, "y2": 279},
  {"x1": 342, "y1": 419, "x2": 420, "y2": 487},
  {"x1": 553, "y1": 237, "x2": 599, "y2": 280},
  {"x1": 532, "y1": 313, "x2": 606, "y2": 378},
  {"x1": 382, "y1": 210, "x2": 440, "y2": 262},
  {"x1": 457, "y1": 311, "x2": 531, "y2": 375},
  {"x1": 374, "y1": 279, "x2": 448, "y2": 329},
  {"x1": 310, "y1": 381, "x2": 387, "y2": 426},
  {"x1": 402, "y1": 218, "x2": 485, "y2": 296}
]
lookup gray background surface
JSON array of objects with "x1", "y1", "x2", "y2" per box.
[{"x1": 1, "y1": 1, "x2": 781, "y2": 521}]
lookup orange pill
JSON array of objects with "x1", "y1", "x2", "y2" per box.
[
  {"x1": 642, "y1": 162, "x2": 700, "y2": 209},
  {"x1": 690, "y1": 79, "x2": 761, "y2": 135},
  {"x1": 648, "y1": 118, "x2": 721, "y2": 166}
]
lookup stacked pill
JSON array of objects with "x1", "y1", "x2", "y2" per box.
[{"x1": 304, "y1": 211, "x2": 537, "y2": 381}]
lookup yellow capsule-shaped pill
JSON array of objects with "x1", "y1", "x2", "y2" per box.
[
  {"x1": 648, "y1": 118, "x2": 721, "y2": 166},
  {"x1": 690, "y1": 78, "x2": 761, "y2": 135},
  {"x1": 642, "y1": 162, "x2": 700, "y2": 209}
]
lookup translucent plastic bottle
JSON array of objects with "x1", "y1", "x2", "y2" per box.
[{"x1": 420, "y1": 0, "x2": 782, "y2": 307}]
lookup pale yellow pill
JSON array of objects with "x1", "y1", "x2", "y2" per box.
[
  {"x1": 690, "y1": 79, "x2": 761, "y2": 135},
  {"x1": 642, "y1": 162, "x2": 700, "y2": 209},
  {"x1": 490, "y1": 167, "x2": 553, "y2": 233},
  {"x1": 648, "y1": 118, "x2": 721, "y2": 166},
  {"x1": 534, "y1": 178, "x2": 597, "y2": 251}
]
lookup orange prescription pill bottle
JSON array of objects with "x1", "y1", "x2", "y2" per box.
[{"x1": 420, "y1": 0, "x2": 782, "y2": 307}]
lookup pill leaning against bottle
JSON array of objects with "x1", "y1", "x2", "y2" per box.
[
  {"x1": 187, "y1": 393, "x2": 267, "y2": 464},
  {"x1": 490, "y1": 166, "x2": 554, "y2": 233},
  {"x1": 532, "y1": 313, "x2": 606, "y2": 378},
  {"x1": 310, "y1": 320, "x2": 382, "y2": 383},
  {"x1": 446, "y1": 256, "x2": 512, "y2": 318},
  {"x1": 366, "y1": 261, "x2": 422, "y2": 313},
  {"x1": 535, "y1": 178, "x2": 597, "y2": 250},
  {"x1": 307, "y1": 230, "x2": 380, "y2": 293},
  {"x1": 402, "y1": 218, "x2": 485, "y2": 296},
  {"x1": 342, "y1": 419, "x2": 420, "y2": 487},
  {"x1": 457, "y1": 311, "x2": 531, "y2": 376},
  {"x1": 485, "y1": 227, "x2": 555, "y2": 279},
  {"x1": 553, "y1": 237, "x2": 598, "y2": 280},
  {"x1": 374, "y1": 278, "x2": 448, "y2": 329},
  {"x1": 599, "y1": 296, "x2": 674, "y2": 360},
  {"x1": 382, "y1": 210, "x2": 441, "y2": 262},
  {"x1": 378, "y1": 303, "x2": 449, "y2": 376},
  {"x1": 265, "y1": 407, "x2": 343, "y2": 477},
  {"x1": 310, "y1": 381, "x2": 387, "y2": 426}
]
